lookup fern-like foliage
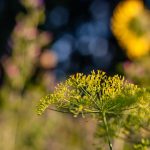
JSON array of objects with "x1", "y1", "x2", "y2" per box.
[{"x1": 37, "y1": 70, "x2": 150, "y2": 150}]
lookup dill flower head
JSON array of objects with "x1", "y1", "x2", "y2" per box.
[
  {"x1": 37, "y1": 70, "x2": 150, "y2": 149},
  {"x1": 37, "y1": 70, "x2": 143, "y2": 116},
  {"x1": 111, "y1": 0, "x2": 150, "y2": 59}
]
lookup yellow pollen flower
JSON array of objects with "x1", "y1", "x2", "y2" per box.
[{"x1": 111, "y1": 0, "x2": 150, "y2": 59}]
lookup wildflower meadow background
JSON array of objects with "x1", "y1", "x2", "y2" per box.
[{"x1": 0, "y1": 0, "x2": 150, "y2": 150}]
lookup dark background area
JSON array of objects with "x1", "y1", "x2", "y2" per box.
[{"x1": 0, "y1": 0, "x2": 150, "y2": 80}]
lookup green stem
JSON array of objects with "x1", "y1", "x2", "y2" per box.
[{"x1": 102, "y1": 112, "x2": 113, "y2": 150}]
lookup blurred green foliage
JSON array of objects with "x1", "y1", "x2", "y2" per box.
[{"x1": 0, "y1": 0, "x2": 96, "y2": 150}]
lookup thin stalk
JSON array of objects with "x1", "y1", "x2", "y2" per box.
[
  {"x1": 102, "y1": 112, "x2": 113, "y2": 150},
  {"x1": 48, "y1": 108, "x2": 101, "y2": 114},
  {"x1": 72, "y1": 79, "x2": 100, "y2": 110}
]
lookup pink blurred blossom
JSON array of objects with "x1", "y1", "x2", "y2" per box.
[{"x1": 2, "y1": 59, "x2": 20, "y2": 79}]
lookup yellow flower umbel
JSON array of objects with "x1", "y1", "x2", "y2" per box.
[
  {"x1": 111, "y1": 0, "x2": 150, "y2": 59},
  {"x1": 37, "y1": 70, "x2": 143, "y2": 116}
]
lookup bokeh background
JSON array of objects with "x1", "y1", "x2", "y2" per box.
[{"x1": 0, "y1": 0, "x2": 150, "y2": 150}]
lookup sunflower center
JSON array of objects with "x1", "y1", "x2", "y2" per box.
[{"x1": 128, "y1": 17, "x2": 145, "y2": 37}]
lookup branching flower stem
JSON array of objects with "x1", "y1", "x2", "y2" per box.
[
  {"x1": 102, "y1": 112, "x2": 113, "y2": 150},
  {"x1": 48, "y1": 108, "x2": 101, "y2": 114}
]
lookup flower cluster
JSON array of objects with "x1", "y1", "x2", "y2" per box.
[
  {"x1": 37, "y1": 70, "x2": 142, "y2": 116},
  {"x1": 37, "y1": 70, "x2": 150, "y2": 149}
]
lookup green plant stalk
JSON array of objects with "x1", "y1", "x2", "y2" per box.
[{"x1": 102, "y1": 112, "x2": 113, "y2": 150}]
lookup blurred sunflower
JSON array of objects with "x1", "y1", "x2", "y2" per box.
[{"x1": 111, "y1": 0, "x2": 150, "y2": 59}]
